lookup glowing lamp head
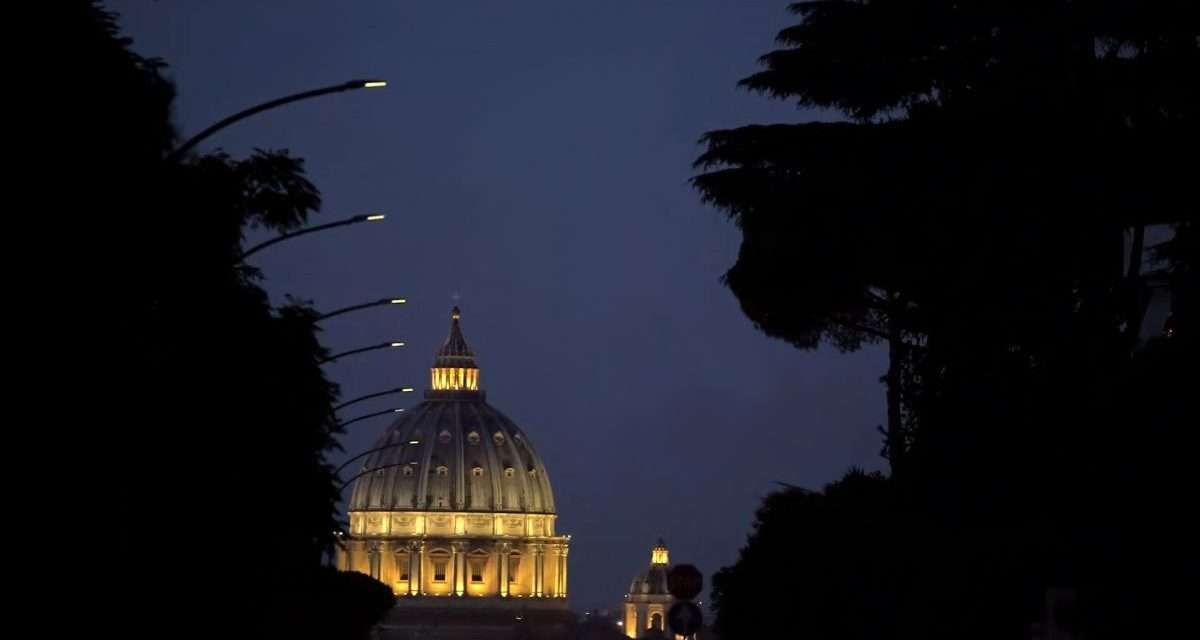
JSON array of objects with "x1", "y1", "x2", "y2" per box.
[
  {"x1": 365, "y1": 214, "x2": 386, "y2": 221},
  {"x1": 362, "y1": 80, "x2": 387, "y2": 88}
]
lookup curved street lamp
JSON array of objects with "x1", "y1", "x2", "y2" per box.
[
  {"x1": 338, "y1": 407, "x2": 405, "y2": 429},
  {"x1": 166, "y1": 79, "x2": 387, "y2": 162},
  {"x1": 320, "y1": 341, "x2": 405, "y2": 365},
  {"x1": 318, "y1": 297, "x2": 407, "y2": 322},
  {"x1": 337, "y1": 461, "x2": 413, "y2": 495},
  {"x1": 241, "y1": 213, "x2": 386, "y2": 259},
  {"x1": 333, "y1": 441, "x2": 411, "y2": 479},
  {"x1": 334, "y1": 387, "x2": 415, "y2": 412}
]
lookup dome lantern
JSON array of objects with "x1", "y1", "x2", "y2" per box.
[
  {"x1": 651, "y1": 538, "x2": 669, "y2": 565},
  {"x1": 430, "y1": 306, "x2": 479, "y2": 392}
]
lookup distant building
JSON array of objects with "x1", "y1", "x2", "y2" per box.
[
  {"x1": 338, "y1": 307, "x2": 572, "y2": 638},
  {"x1": 622, "y1": 540, "x2": 677, "y2": 638}
]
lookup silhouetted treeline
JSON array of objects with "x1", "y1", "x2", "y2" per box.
[
  {"x1": 697, "y1": 2, "x2": 1197, "y2": 638},
  {"x1": 46, "y1": 3, "x2": 393, "y2": 638}
]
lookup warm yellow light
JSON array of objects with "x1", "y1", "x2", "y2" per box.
[
  {"x1": 390, "y1": 298, "x2": 406, "y2": 304},
  {"x1": 366, "y1": 214, "x2": 386, "y2": 221},
  {"x1": 652, "y1": 545, "x2": 669, "y2": 565},
  {"x1": 390, "y1": 342, "x2": 405, "y2": 347},
  {"x1": 431, "y1": 366, "x2": 479, "y2": 391},
  {"x1": 363, "y1": 81, "x2": 387, "y2": 88}
]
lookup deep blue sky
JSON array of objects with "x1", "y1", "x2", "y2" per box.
[{"x1": 112, "y1": 0, "x2": 885, "y2": 613}]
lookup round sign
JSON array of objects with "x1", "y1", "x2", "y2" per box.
[
  {"x1": 667, "y1": 601, "x2": 703, "y2": 636},
  {"x1": 667, "y1": 564, "x2": 703, "y2": 600}
]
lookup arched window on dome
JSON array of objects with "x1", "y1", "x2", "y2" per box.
[
  {"x1": 438, "y1": 430, "x2": 451, "y2": 444},
  {"x1": 402, "y1": 465, "x2": 414, "y2": 477},
  {"x1": 472, "y1": 465, "x2": 484, "y2": 477},
  {"x1": 650, "y1": 613, "x2": 663, "y2": 631},
  {"x1": 493, "y1": 432, "x2": 505, "y2": 446},
  {"x1": 504, "y1": 467, "x2": 515, "y2": 478},
  {"x1": 467, "y1": 431, "x2": 480, "y2": 445},
  {"x1": 435, "y1": 465, "x2": 448, "y2": 477}
]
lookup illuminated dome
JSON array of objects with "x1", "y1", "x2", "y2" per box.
[
  {"x1": 339, "y1": 307, "x2": 569, "y2": 611},
  {"x1": 628, "y1": 539, "x2": 671, "y2": 595},
  {"x1": 623, "y1": 540, "x2": 675, "y2": 637},
  {"x1": 348, "y1": 307, "x2": 555, "y2": 513}
]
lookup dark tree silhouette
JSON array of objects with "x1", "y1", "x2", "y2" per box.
[
  {"x1": 697, "y1": 2, "x2": 1198, "y2": 638},
  {"x1": 52, "y1": 3, "x2": 390, "y2": 638},
  {"x1": 694, "y1": 1, "x2": 1198, "y2": 475}
]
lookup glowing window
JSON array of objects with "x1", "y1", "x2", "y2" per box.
[
  {"x1": 436, "y1": 465, "x2": 448, "y2": 477},
  {"x1": 472, "y1": 466, "x2": 484, "y2": 477},
  {"x1": 469, "y1": 556, "x2": 486, "y2": 582},
  {"x1": 493, "y1": 432, "x2": 505, "y2": 446},
  {"x1": 508, "y1": 554, "x2": 520, "y2": 581},
  {"x1": 368, "y1": 550, "x2": 381, "y2": 580},
  {"x1": 432, "y1": 556, "x2": 448, "y2": 582},
  {"x1": 397, "y1": 553, "x2": 410, "y2": 581},
  {"x1": 528, "y1": 467, "x2": 537, "y2": 477},
  {"x1": 504, "y1": 467, "x2": 515, "y2": 478}
]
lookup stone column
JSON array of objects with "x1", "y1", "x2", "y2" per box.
[
  {"x1": 498, "y1": 542, "x2": 510, "y2": 597},
  {"x1": 533, "y1": 544, "x2": 544, "y2": 597},
  {"x1": 409, "y1": 541, "x2": 423, "y2": 596},
  {"x1": 560, "y1": 545, "x2": 568, "y2": 597},
  {"x1": 453, "y1": 542, "x2": 466, "y2": 596}
]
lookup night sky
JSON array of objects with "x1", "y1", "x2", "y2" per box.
[{"x1": 113, "y1": 1, "x2": 885, "y2": 613}]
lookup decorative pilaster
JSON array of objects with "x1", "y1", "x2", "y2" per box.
[
  {"x1": 452, "y1": 541, "x2": 467, "y2": 596},
  {"x1": 560, "y1": 544, "x2": 568, "y2": 597},
  {"x1": 533, "y1": 544, "x2": 544, "y2": 597},
  {"x1": 497, "y1": 541, "x2": 511, "y2": 597},
  {"x1": 409, "y1": 541, "x2": 424, "y2": 596}
]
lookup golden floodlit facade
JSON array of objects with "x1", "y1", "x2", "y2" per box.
[{"x1": 339, "y1": 308, "x2": 570, "y2": 618}]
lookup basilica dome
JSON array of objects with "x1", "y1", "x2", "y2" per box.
[
  {"x1": 348, "y1": 307, "x2": 555, "y2": 514},
  {"x1": 339, "y1": 307, "x2": 569, "y2": 608}
]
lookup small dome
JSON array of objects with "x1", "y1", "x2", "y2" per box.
[
  {"x1": 627, "y1": 539, "x2": 672, "y2": 595},
  {"x1": 629, "y1": 565, "x2": 671, "y2": 596}
]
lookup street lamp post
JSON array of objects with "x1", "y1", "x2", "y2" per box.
[
  {"x1": 334, "y1": 387, "x2": 415, "y2": 412},
  {"x1": 320, "y1": 341, "x2": 406, "y2": 365},
  {"x1": 166, "y1": 79, "x2": 387, "y2": 162},
  {"x1": 241, "y1": 213, "x2": 386, "y2": 259},
  {"x1": 338, "y1": 407, "x2": 405, "y2": 429},
  {"x1": 318, "y1": 297, "x2": 407, "y2": 322}
]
